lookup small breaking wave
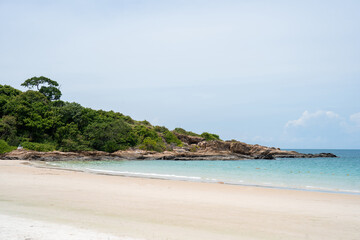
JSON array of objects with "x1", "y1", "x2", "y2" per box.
[
  {"x1": 46, "y1": 156, "x2": 360, "y2": 195},
  {"x1": 86, "y1": 168, "x2": 203, "y2": 181},
  {"x1": 84, "y1": 168, "x2": 360, "y2": 194}
]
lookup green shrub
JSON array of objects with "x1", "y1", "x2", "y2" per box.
[
  {"x1": 190, "y1": 145, "x2": 199, "y2": 152},
  {"x1": 154, "y1": 126, "x2": 169, "y2": 133},
  {"x1": 173, "y1": 128, "x2": 200, "y2": 137},
  {"x1": 201, "y1": 132, "x2": 220, "y2": 141},
  {"x1": 0, "y1": 139, "x2": 16, "y2": 154},
  {"x1": 139, "y1": 137, "x2": 166, "y2": 152},
  {"x1": 134, "y1": 125, "x2": 160, "y2": 143},
  {"x1": 164, "y1": 131, "x2": 182, "y2": 146},
  {"x1": 140, "y1": 120, "x2": 151, "y2": 126},
  {"x1": 21, "y1": 142, "x2": 56, "y2": 152},
  {"x1": 122, "y1": 115, "x2": 135, "y2": 124},
  {"x1": 58, "y1": 139, "x2": 92, "y2": 152}
]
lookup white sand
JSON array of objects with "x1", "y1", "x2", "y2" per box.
[
  {"x1": 0, "y1": 214, "x2": 141, "y2": 240},
  {"x1": 1, "y1": 160, "x2": 360, "y2": 240}
]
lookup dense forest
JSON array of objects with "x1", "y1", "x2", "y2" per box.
[{"x1": 0, "y1": 77, "x2": 220, "y2": 154}]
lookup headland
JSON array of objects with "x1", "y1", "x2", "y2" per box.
[{"x1": 1, "y1": 137, "x2": 336, "y2": 161}]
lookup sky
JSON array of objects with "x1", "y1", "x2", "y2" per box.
[{"x1": 1, "y1": 0, "x2": 359, "y2": 149}]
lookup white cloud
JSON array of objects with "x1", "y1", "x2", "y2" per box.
[
  {"x1": 350, "y1": 112, "x2": 360, "y2": 126},
  {"x1": 282, "y1": 110, "x2": 360, "y2": 148},
  {"x1": 285, "y1": 110, "x2": 340, "y2": 128}
]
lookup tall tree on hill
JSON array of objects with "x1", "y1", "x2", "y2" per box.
[{"x1": 21, "y1": 76, "x2": 62, "y2": 101}]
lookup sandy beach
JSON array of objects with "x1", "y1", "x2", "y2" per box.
[{"x1": 0, "y1": 160, "x2": 359, "y2": 240}]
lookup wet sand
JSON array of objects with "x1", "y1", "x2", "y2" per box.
[{"x1": 0, "y1": 160, "x2": 359, "y2": 240}]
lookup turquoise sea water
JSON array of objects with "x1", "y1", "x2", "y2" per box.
[{"x1": 51, "y1": 149, "x2": 360, "y2": 194}]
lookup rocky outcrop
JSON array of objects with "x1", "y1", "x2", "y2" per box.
[
  {"x1": 174, "y1": 133, "x2": 205, "y2": 145},
  {"x1": 198, "y1": 140, "x2": 230, "y2": 151},
  {"x1": 194, "y1": 140, "x2": 337, "y2": 160},
  {"x1": 1, "y1": 149, "x2": 119, "y2": 161},
  {"x1": 1, "y1": 141, "x2": 337, "y2": 161},
  {"x1": 1, "y1": 149, "x2": 250, "y2": 161},
  {"x1": 229, "y1": 141, "x2": 252, "y2": 154}
]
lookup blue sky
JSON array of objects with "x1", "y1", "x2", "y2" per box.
[{"x1": 1, "y1": 0, "x2": 359, "y2": 148}]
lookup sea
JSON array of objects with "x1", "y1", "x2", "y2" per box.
[{"x1": 50, "y1": 149, "x2": 360, "y2": 194}]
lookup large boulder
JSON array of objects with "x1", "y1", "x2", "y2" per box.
[
  {"x1": 229, "y1": 141, "x2": 252, "y2": 155},
  {"x1": 198, "y1": 140, "x2": 230, "y2": 151},
  {"x1": 174, "y1": 133, "x2": 205, "y2": 145}
]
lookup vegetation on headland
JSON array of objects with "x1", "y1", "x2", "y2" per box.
[
  {"x1": 0, "y1": 77, "x2": 221, "y2": 153},
  {"x1": 0, "y1": 140, "x2": 16, "y2": 154}
]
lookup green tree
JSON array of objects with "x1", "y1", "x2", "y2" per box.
[
  {"x1": 0, "y1": 85, "x2": 22, "y2": 117},
  {"x1": 0, "y1": 85, "x2": 22, "y2": 98},
  {"x1": 39, "y1": 86, "x2": 61, "y2": 101},
  {"x1": 58, "y1": 102, "x2": 84, "y2": 124},
  {"x1": 3, "y1": 91, "x2": 60, "y2": 142},
  {"x1": 0, "y1": 115, "x2": 18, "y2": 146},
  {"x1": 55, "y1": 122, "x2": 90, "y2": 151},
  {"x1": 21, "y1": 76, "x2": 62, "y2": 100},
  {"x1": 84, "y1": 119, "x2": 137, "y2": 152}
]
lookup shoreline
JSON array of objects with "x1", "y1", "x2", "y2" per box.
[
  {"x1": 36, "y1": 160, "x2": 360, "y2": 195},
  {"x1": 1, "y1": 160, "x2": 360, "y2": 240}
]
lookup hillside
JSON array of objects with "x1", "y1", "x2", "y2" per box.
[{"x1": 0, "y1": 81, "x2": 220, "y2": 154}]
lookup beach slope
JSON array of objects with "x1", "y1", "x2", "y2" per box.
[{"x1": 0, "y1": 160, "x2": 359, "y2": 240}]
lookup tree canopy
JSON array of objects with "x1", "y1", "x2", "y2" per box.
[{"x1": 21, "y1": 76, "x2": 62, "y2": 100}]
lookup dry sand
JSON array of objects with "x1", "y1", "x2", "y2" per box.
[
  {"x1": 0, "y1": 160, "x2": 359, "y2": 240},
  {"x1": 0, "y1": 213, "x2": 141, "y2": 240}
]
